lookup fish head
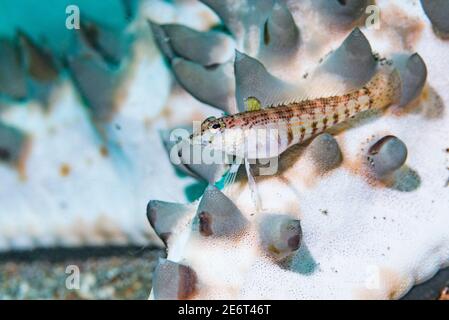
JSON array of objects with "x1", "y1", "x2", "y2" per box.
[{"x1": 190, "y1": 116, "x2": 227, "y2": 149}]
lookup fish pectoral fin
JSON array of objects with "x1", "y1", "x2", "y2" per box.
[
  {"x1": 221, "y1": 161, "x2": 241, "y2": 192},
  {"x1": 245, "y1": 159, "x2": 262, "y2": 212}
]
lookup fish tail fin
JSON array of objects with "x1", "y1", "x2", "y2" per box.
[{"x1": 366, "y1": 66, "x2": 403, "y2": 108}]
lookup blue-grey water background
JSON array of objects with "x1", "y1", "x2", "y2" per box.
[
  {"x1": 0, "y1": 0, "x2": 447, "y2": 300},
  {"x1": 0, "y1": 0, "x2": 127, "y2": 54}
]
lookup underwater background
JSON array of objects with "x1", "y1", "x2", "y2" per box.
[
  {"x1": 0, "y1": 0, "x2": 448, "y2": 300},
  {"x1": 0, "y1": 0, "x2": 159, "y2": 299},
  {"x1": 0, "y1": 0, "x2": 128, "y2": 53}
]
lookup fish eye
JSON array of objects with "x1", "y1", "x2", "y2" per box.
[
  {"x1": 201, "y1": 116, "x2": 217, "y2": 131},
  {"x1": 210, "y1": 121, "x2": 226, "y2": 133}
]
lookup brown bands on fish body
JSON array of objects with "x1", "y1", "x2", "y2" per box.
[{"x1": 197, "y1": 68, "x2": 400, "y2": 159}]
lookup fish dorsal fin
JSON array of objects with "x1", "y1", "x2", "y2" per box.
[
  {"x1": 234, "y1": 50, "x2": 365, "y2": 111},
  {"x1": 261, "y1": 74, "x2": 366, "y2": 108}
]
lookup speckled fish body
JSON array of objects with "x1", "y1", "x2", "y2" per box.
[{"x1": 201, "y1": 68, "x2": 400, "y2": 159}]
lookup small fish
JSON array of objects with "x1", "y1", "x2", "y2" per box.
[{"x1": 193, "y1": 67, "x2": 401, "y2": 161}]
